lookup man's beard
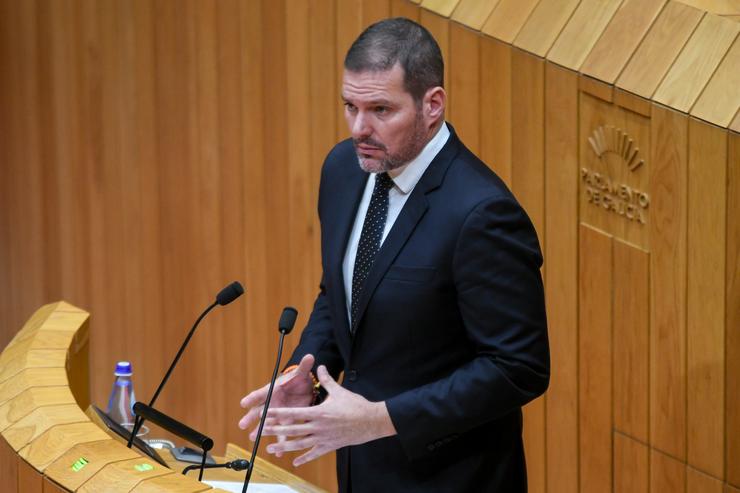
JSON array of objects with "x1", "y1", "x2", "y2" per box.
[{"x1": 354, "y1": 113, "x2": 427, "y2": 173}]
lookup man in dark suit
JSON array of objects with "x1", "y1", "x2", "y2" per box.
[{"x1": 238, "y1": 18, "x2": 549, "y2": 492}]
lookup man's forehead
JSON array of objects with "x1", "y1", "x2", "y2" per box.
[{"x1": 341, "y1": 65, "x2": 408, "y2": 100}]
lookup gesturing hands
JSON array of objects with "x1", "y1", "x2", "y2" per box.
[
  {"x1": 238, "y1": 353, "x2": 316, "y2": 454},
  {"x1": 259, "y1": 365, "x2": 397, "y2": 467}
]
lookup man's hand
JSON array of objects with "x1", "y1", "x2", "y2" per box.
[
  {"x1": 238, "y1": 354, "x2": 316, "y2": 455},
  {"x1": 259, "y1": 365, "x2": 397, "y2": 466}
]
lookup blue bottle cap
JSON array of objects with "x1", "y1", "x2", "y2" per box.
[{"x1": 114, "y1": 361, "x2": 132, "y2": 376}]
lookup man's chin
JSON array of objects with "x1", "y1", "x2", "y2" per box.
[{"x1": 357, "y1": 156, "x2": 386, "y2": 174}]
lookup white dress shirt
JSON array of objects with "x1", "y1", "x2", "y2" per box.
[{"x1": 342, "y1": 122, "x2": 450, "y2": 323}]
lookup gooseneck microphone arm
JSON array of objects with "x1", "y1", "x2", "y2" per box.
[
  {"x1": 127, "y1": 281, "x2": 245, "y2": 449},
  {"x1": 242, "y1": 307, "x2": 298, "y2": 493}
]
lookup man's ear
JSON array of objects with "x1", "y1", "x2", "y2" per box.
[{"x1": 424, "y1": 87, "x2": 446, "y2": 127}]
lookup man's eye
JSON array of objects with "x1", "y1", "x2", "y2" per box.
[
  {"x1": 375, "y1": 106, "x2": 388, "y2": 114},
  {"x1": 344, "y1": 103, "x2": 357, "y2": 112}
]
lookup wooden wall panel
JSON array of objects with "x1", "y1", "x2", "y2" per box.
[
  {"x1": 547, "y1": 0, "x2": 624, "y2": 71},
  {"x1": 513, "y1": 0, "x2": 581, "y2": 58},
  {"x1": 580, "y1": 0, "x2": 667, "y2": 84},
  {"x1": 511, "y1": 48, "x2": 546, "y2": 493},
  {"x1": 479, "y1": 37, "x2": 511, "y2": 184},
  {"x1": 481, "y1": 0, "x2": 539, "y2": 44},
  {"x1": 688, "y1": 467, "x2": 724, "y2": 493},
  {"x1": 0, "y1": 436, "x2": 18, "y2": 492},
  {"x1": 613, "y1": 240, "x2": 650, "y2": 442},
  {"x1": 420, "y1": 0, "x2": 460, "y2": 17},
  {"x1": 544, "y1": 62, "x2": 579, "y2": 493},
  {"x1": 579, "y1": 225, "x2": 614, "y2": 493},
  {"x1": 651, "y1": 449, "x2": 687, "y2": 492},
  {"x1": 419, "y1": 10, "x2": 450, "y2": 114},
  {"x1": 18, "y1": 458, "x2": 42, "y2": 493},
  {"x1": 450, "y1": 0, "x2": 500, "y2": 30},
  {"x1": 728, "y1": 131, "x2": 740, "y2": 488},
  {"x1": 449, "y1": 22, "x2": 480, "y2": 154},
  {"x1": 392, "y1": 0, "x2": 421, "y2": 19},
  {"x1": 614, "y1": 432, "x2": 649, "y2": 493},
  {"x1": 653, "y1": 13, "x2": 739, "y2": 113},
  {"x1": 617, "y1": 1, "x2": 704, "y2": 100},
  {"x1": 690, "y1": 37, "x2": 740, "y2": 127},
  {"x1": 687, "y1": 119, "x2": 726, "y2": 478},
  {"x1": 649, "y1": 105, "x2": 688, "y2": 460}
]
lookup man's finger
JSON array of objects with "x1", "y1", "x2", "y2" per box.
[
  {"x1": 293, "y1": 445, "x2": 327, "y2": 467},
  {"x1": 266, "y1": 435, "x2": 316, "y2": 454},
  {"x1": 265, "y1": 406, "x2": 314, "y2": 422},
  {"x1": 240, "y1": 385, "x2": 268, "y2": 409},
  {"x1": 316, "y1": 365, "x2": 341, "y2": 393},
  {"x1": 238, "y1": 404, "x2": 264, "y2": 430},
  {"x1": 295, "y1": 354, "x2": 315, "y2": 376},
  {"x1": 261, "y1": 422, "x2": 313, "y2": 437}
]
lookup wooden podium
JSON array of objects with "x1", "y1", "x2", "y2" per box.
[{"x1": 0, "y1": 302, "x2": 327, "y2": 492}]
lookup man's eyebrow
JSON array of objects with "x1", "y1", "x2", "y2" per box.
[{"x1": 340, "y1": 96, "x2": 394, "y2": 106}]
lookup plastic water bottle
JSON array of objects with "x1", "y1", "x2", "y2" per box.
[{"x1": 106, "y1": 361, "x2": 136, "y2": 429}]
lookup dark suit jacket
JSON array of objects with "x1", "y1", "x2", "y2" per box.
[{"x1": 288, "y1": 126, "x2": 550, "y2": 493}]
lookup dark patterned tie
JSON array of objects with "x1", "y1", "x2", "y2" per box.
[{"x1": 351, "y1": 172, "x2": 393, "y2": 332}]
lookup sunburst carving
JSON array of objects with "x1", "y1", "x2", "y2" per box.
[{"x1": 588, "y1": 125, "x2": 644, "y2": 171}]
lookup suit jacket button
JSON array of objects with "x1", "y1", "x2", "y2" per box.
[
  {"x1": 347, "y1": 370, "x2": 358, "y2": 381},
  {"x1": 427, "y1": 444, "x2": 435, "y2": 452}
]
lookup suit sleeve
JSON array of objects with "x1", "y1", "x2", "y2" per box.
[
  {"x1": 285, "y1": 274, "x2": 344, "y2": 379},
  {"x1": 385, "y1": 196, "x2": 550, "y2": 460}
]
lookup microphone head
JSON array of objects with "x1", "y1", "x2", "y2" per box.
[
  {"x1": 216, "y1": 281, "x2": 245, "y2": 306},
  {"x1": 278, "y1": 307, "x2": 298, "y2": 334}
]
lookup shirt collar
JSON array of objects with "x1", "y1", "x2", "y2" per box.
[{"x1": 389, "y1": 122, "x2": 450, "y2": 194}]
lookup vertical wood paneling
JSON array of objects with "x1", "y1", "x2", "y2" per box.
[
  {"x1": 362, "y1": 0, "x2": 391, "y2": 24},
  {"x1": 336, "y1": 0, "x2": 363, "y2": 141},
  {"x1": 687, "y1": 119, "x2": 726, "y2": 478},
  {"x1": 18, "y1": 458, "x2": 42, "y2": 493},
  {"x1": 687, "y1": 467, "x2": 724, "y2": 493},
  {"x1": 449, "y1": 22, "x2": 480, "y2": 154},
  {"x1": 544, "y1": 62, "x2": 579, "y2": 493},
  {"x1": 613, "y1": 240, "x2": 650, "y2": 442},
  {"x1": 0, "y1": 437, "x2": 18, "y2": 492},
  {"x1": 579, "y1": 225, "x2": 614, "y2": 493},
  {"x1": 511, "y1": 47, "x2": 546, "y2": 493},
  {"x1": 650, "y1": 105, "x2": 688, "y2": 460},
  {"x1": 479, "y1": 37, "x2": 511, "y2": 184},
  {"x1": 727, "y1": 131, "x2": 740, "y2": 488},
  {"x1": 614, "y1": 432, "x2": 649, "y2": 493},
  {"x1": 391, "y1": 0, "x2": 420, "y2": 20},
  {"x1": 419, "y1": 10, "x2": 450, "y2": 115},
  {"x1": 651, "y1": 448, "x2": 687, "y2": 493}
]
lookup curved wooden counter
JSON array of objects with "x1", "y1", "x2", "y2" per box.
[{"x1": 0, "y1": 302, "x2": 326, "y2": 493}]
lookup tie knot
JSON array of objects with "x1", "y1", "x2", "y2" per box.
[{"x1": 375, "y1": 172, "x2": 393, "y2": 191}]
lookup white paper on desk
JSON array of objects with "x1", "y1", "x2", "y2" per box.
[{"x1": 203, "y1": 480, "x2": 299, "y2": 493}]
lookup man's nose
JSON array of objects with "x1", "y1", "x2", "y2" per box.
[{"x1": 350, "y1": 112, "x2": 372, "y2": 139}]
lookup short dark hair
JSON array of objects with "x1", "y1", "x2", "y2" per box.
[{"x1": 344, "y1": 17, "x2": 444, "y2": 103}]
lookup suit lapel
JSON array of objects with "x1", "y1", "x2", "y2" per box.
[{"x1": 351, "y1": 129, "x2": 461, "y2": 340}]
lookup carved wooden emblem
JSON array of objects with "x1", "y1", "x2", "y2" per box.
[{"x1": 581, "y1": 125, "x2": 650, "y2": 226}]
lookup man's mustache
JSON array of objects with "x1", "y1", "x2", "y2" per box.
[{"x1": 353, "y1": 138, "x2": 386, "y2": 151}]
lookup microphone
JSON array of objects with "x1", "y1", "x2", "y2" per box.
[
  {"x1": 242, "y1": 307, "x2": 298, "y2": 493},
  {"x1": 217, "y1": 281, "x2": 245, "y2": 306},
  {"x1": 183, "y1": 458, "x2": 249, "y2": 475},
  {"x1": 127, "y1": 281, "x2": 245, "y2": 449}
]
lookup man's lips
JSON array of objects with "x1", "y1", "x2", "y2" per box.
[{"x1": 356, "y1": 144, "x2": 382, "y2": 152}]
